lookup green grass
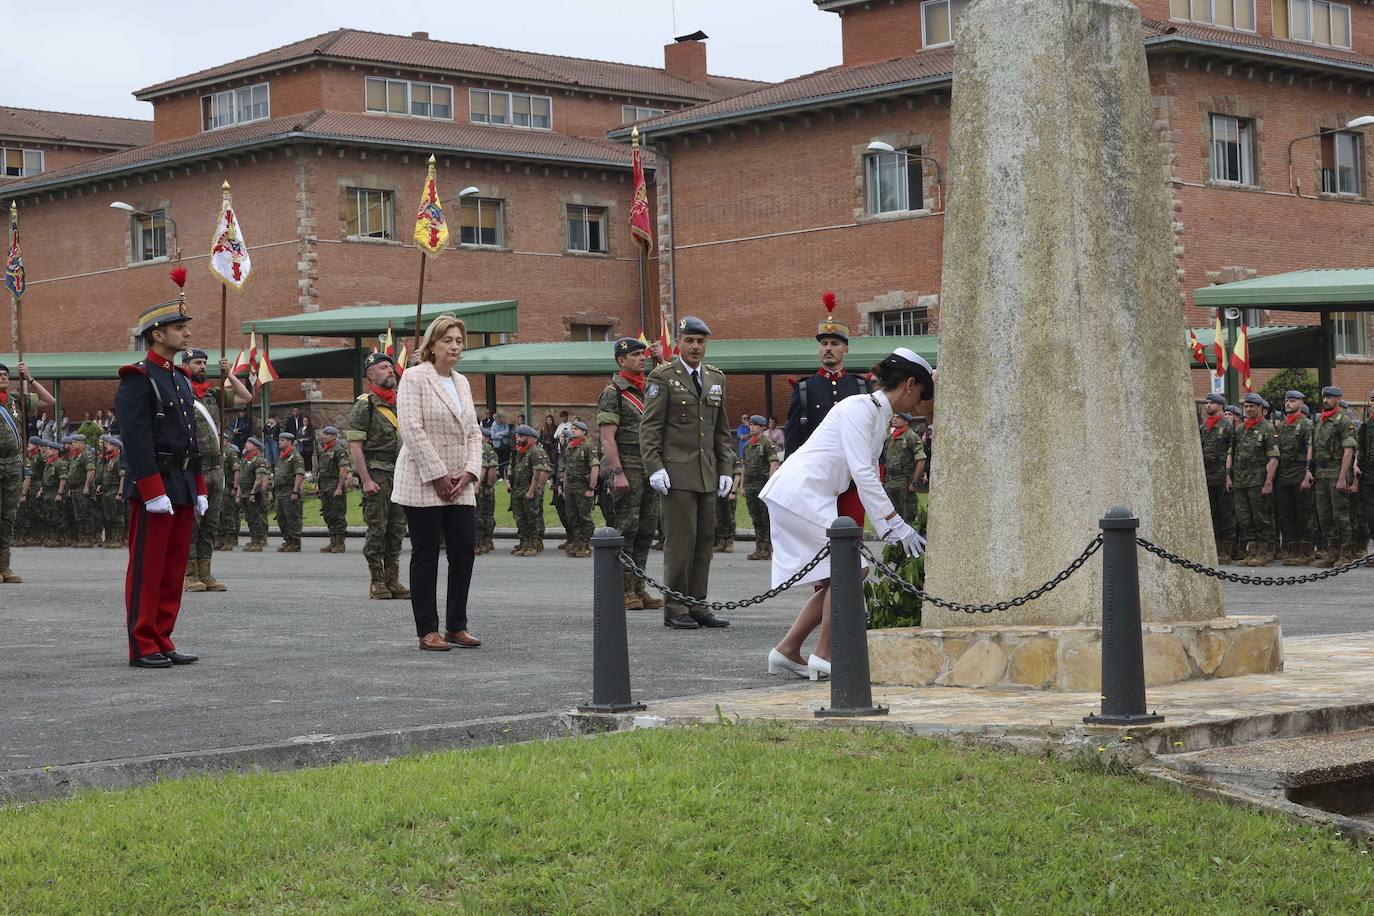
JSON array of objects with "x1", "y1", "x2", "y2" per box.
[{"x1": 1, "y1": 726, "x2": 1368, "y2": 913}]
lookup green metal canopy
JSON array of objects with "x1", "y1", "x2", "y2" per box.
[
  {"x1": 1193, "y1": 269, "x2": 1374, "y2": 310},
  {"x1": 0, "y1": 348, "x2": 356, "y2": 381},
  {"x1": 240, "y1": 300, "x2": 518, "y2": 338}
]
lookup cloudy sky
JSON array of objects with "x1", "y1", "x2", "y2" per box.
[{"x1": 9, "y1": 0, "x2": 839, "y2": 120}]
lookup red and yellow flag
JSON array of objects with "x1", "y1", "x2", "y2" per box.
[
  {"x1": 1212, "y1": 311, "x2": 1228, "y2": 378},
  {"x1": 380, "y1": 322, "x2": 396, "y2": 358},
  {"x1": 396, "y1": 343, "x2": 408, "y2": 376},
  {"x1": 231, "y1": 329, "x2": 256, "y2": 376},
  {"x1": 256, "y1": 338, "x2": 280, "y2": 384},
  {"x1": 1188, "y1": 328, "x2": 1206, "y2": 367},
  {"x1": 1232, "y1": 324, "x2": 1252, "y2": 393},
  {"x1": 629, "y1": 127, "x2": 653, "y2": 251},
  {"x1": 413, "y1": 155, "x2": 449, "y2": 256}
]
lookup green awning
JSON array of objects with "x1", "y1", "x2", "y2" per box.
[
  {"x1": 1193, "y1": 269, "x2": 1374, "y2": 310},
  {"x1": 240, "y1": 300, "x2": 518, "y2": 338},
  {"x1": 0, "y1": 348, "x2": 357, "y2": 381},
  {"x1": 1187, "y1": 325, "x2": 1324, "y2": 369}
]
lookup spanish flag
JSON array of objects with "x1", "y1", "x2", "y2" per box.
[
  {"x1": 1188, "y1": 328, "x2": 1207, "y2": 368},
  {"x1": 413, "y1": 155, "x2": 450, "y2": 256},
  {"x1": 1233, "y1": 323, "x2": 1252, "y2": 393},
  {"x1": 396, "y1": 343, "x2": 408, "y2": 377},
  {"x1": 1213, "y1": 311, "x2": 1228, "y2": 378},
  {"x1": 256, "y1": 338, "x2": 280, "y2": 385},
  {"x1": 231, "y1": 330, "x2": 256, "y2": 376},
  {"x1": 629, "y1": 127, "x2": 653, "y2": 251}
]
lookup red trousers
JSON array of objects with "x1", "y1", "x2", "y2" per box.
[
  {"x1": 124, "y1": 501, "x2": 194, "y2": 659},
  {"x1": 837, "y1": 484, "x2": 866, "y2": 528}
]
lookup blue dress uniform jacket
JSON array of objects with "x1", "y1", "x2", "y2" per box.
[
  {"x1": 114, "y1": 350, "x2": 205, "y2": 506},
  {"x1": 784, "y1": 371, "x2": 868, "y2": 456}
]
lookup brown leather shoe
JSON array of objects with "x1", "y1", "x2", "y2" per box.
[
  {"x1": 444, "y1": 630, "x2": 481, "y2": 647},
  {"x1": 419, "y1": 632, "x2": 451, "y2": 651}
]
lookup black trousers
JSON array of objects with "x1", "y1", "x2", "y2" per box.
[{"x1": 403, "y1": 504, "x2": 476, "y2": 637}]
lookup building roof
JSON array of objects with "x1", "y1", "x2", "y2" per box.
[
  {"x1": 133, "y1": 28, "x2": 768, "y2": 104},
  {"x1": 243, "y1": 299, "x2": 518, "y2": 338},
  {"x1": 0, "y1": 106, "x2": 152, "y2": 149},
  {"x1": 1193, "y1": 268, "x2": 1374, "y2": 310}
]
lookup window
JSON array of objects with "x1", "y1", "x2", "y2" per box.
[
  {"x1": 1210, "y1": 115, "x2": 1255, "y2": 184},
  {"x1": 364, "y1": 78, "x2": 452, "y2": 119},
  {"x1": 345, "y1": 188, "x2": 394, "y2": 239},
  {"x1": 921, "y1": 0, "x2": 968, "y2": 47},
  {"x1": 866, "y1": 147, "x2": 925, "y2": 214},
  {"x1": 874, "y1": 309, "x2": 931, "y2": 337},
  {"x1": 566, "y1": 205, "x2": 608, "y2": 253},
  {"x1": 1279, "y1": 0, "x2": 1352, "y2": 47},
  {"x1": 569, "y1": 323, "x2": 613, "y2": 341},
  {"x1": 1169, "y1": 0, "x2": 1257, "y2": 30},
  {"x1": 1334, "y1": 311, "x2": 1371, "y2": 357},
  {"x1": 1, "y1": 147, "x2": 43, "y2": 177},
  {"x1": 201, "y1": 83, "x2": 270, "y2": 131},
  {"x1": 459, "y1": 198, "x2": 504, "y2": 247},
  {"x1": 133, "y1": 209, "x2": 168, "y2": 262},
  {"x1": 1240, "y1": 308, "x2": 1264, "y2": 328},
  {"x1": 1320, "y1": 130, "x2": 1361, "y2": 194},
  {"x1": 622, "y1": 105, "x2": 667, "y2": 124},
  {"x1": 470, "y1": 89, "x2": 552, "y2": 129}
]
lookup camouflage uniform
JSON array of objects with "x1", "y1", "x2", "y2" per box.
[
  {"x1": 597, "y1": 372, "x2": 661, "y2": 608},
  {"x1": 714, "y1": 453, "x2": 741, "y2": 552},
  {"x1": 742, "y1": 432, "x2": 780, "y2": 560},
  {"x1": 1313, "y1": 406, "x2": 1359, "y2": 564},
  {"x1": 559, "y1": 433, "x2": 599, "y2": 556},
  {"x1": 881, "y1": 426, "x2": 926, "y2": 525},
  {"x1": 218, "y1": 446, "x2": 241, "y2": 549},
  {"x1": 1274, "y1": 414, "x2": 1313, "y2": 562},
  {"x1": 1232, "y1": 417, "x2": 1280, "y2": 565},
  {"x1": 0, "y1": 394, "x2": 36, "y2": 579},
  {"x1": 475, "y1": 439, "x2": 499, "y2": 554},
  {"x1": 187, "y1": 388, "x2": 230, "y2": 578},
  {"x1": 42, "y1": 454, "x2": 68, "y2": 547},
  {"x1": 63, "y1": 446, "x2": 97, "y2": 547},
  {"x1": 508, "y1": 441, "x2": 550, "y2": 555},
  {"x1": 314, "y1": 439, "x2": 352, "y2": 552},
  {"x1": 239, "y1": 452, "x2": 270, "y2": 550},
  {"x1": 347, "y1": 390, "x2": 408, "y2": 597},
  {"x1": 98, "y1": 448, "x2": 127, "y2": 548},
  {"x1": 273, "y1": 447, "x2": 305, "y2": 551},
  {"x1": 1199, "y1": 415, "x2": 1236, "y2": 561}
]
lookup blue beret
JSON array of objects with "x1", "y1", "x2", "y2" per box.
[
  {"x1": 179, "y1": 348, "x2": 209, "y2": 362},
  {"x1": 677, "y1": 315, "x2": 711, "y2": 336},
  {"x1": 27, "y1": 436, "x2": 40, "y2": 446},
  {"x1": 572, "y1": 420, "x2": 589, "y2": 432},
  {"x1": 515, "y1": 424, "x2": 538, "y2": 437},
  {"x1": 1301, "y1": 404, "x2": 1311, "y2": 416},
  {"x1": 1340, "y1": 400, "x2": 1349, "y2": 409},
  {"x1": 1322, "y1": 385, "x2": 1343, "y2": 398},
  {"x1": 1284, "y1": 390, "x2": 1306, "y2": 401},
  {"x1": 246, "y1": 437, "x2": 263, "y2": 449},
  {"x1": 1224, "y1": 405, "x2": 1242, "y2": 416},
  {"x1": 322, "y1": 426, "x2": 339, "y2": 435},
  {"x1": 896, "y1": 412, "x2": 915, "y2": 422},
  {"x1": 614, "y1": 337, "x2": 646, "y2": 357},
  {"x1": 364, "y1": 351, "x2": 395, "y2": 369},
  {"x1": 749, "y1": 415, "x2": 767, "y2": 426},
  {"x1": 60, "y1": 434, "x2": 75, "y2": 444},
  {"x1": 278, "y1": 431, "x2": 295, "y2": 441},
  {"x1": 1204, "y1": 393, "x2": 1226, "y2": 405},
  {"x1": 42, "y1": 439, "x2": 59, "y2": 449},
  {"x1": 0, "y1": 363, "x2": 8, "y2": 374},
  {"x1": 1242, "y1": 393, "x2": 1266, "y2": 407},
  {"x1": 226, "y1": 444, "x2": 240, "y2": 455},
  {"x1": 108, "y1": 436, "x2": 122, "y2": 448}
]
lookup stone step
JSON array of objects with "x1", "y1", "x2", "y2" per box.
[{"x1": 1165, "y1": 726, "x2": 1374, "y2": 792}]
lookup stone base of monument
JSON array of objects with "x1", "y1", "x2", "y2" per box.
[{"x1": 867, "y1": 617, "x2": 1282, "y2": 692}]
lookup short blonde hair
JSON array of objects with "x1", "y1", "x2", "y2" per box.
[{"x1": 418, "y1": 315, "x2": 467, "y2": 364}]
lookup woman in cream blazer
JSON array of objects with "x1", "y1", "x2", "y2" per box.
[{"x1": 393, "y1": 315, "x2": 484, "y2": 652}]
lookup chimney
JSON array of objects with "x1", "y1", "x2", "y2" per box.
[
  {"x1": 664, "y1": 31, "x2": 709, "y2": 83},
  {"x1": 411, "y1": 30, "x2": 429, "y2": 40}
]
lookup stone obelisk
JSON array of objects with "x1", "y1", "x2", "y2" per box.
[{"x1": 923, "y1": 0, "x2": 1223, "y2": 629}]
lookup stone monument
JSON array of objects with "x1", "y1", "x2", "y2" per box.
[{"x1": 868, "y1": 0, "x2": 1281, "y2": 691}]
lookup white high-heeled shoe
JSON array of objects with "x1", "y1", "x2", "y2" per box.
[
  {"x1": 807, "y1": 654, "x2": 831, "y2": 681},
  {"x1": 767, "y1": 648, "x2": 810, "y2": 678}
]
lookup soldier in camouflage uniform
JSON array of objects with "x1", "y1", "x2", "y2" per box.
[
  {"x1": 1311, "y1": 385, "x2": 1359, "y2": 567},
  {"x1": 1199, "y1": 393, "x2": 1237, "y2": 562},
  {"x1": 881, "y1": 412, "x2": 926, "y2": 526},
  {"x1": 713, "y1": 452, "x2": 741, "y2": 554},
  {"x1": 347, "y1": 352, "x2": 409, "y2": 599},
  {"x1": 0, "y1": 361, "x2": 51, "y2": 581},
  {"x1": 1356, "y1": 390, "x2": 1374, "y2": 566},
  {"x1": 559, "y1": 420, "x2": 599, "y2": 557},
  {"x1": 239, "y1": 437, "x2": 270, "y2": 551},
  {"x1": 597, "y1": 336, "x2": 665, "y2": 611},
  {"x1": 1274, "y1": 390, "x2": 1314, "y2": 565},
  {"x1": 273, "y1": 431, "x2": 305, "y2": 552},
  {"x1": 741, "y1": 415, "x2": 781, "y2": 561},
  {"x1": 475, "y1": 427, "x2": 499, "y2": 555},
  {"x1": 16, "y1": 438, "x2": 41, "y2": 549},
  {"x1": 507, "y1": 424, "x2": 550, "y2": 556},
  {"x1": 1232, "y1": 393, "x2": 1280, "y2": 567},
  {"x1": 40, "y1": 441, "x2": 67, "y2": 547},
  {"x1": 218, "y1": 442, "x2": 241, "y2": 550},
  {"x1": 61, "y1": 434, "x2": 97, "y2": 547},
  {"x1": 314, "y1": 425, "x2": 353, "y2": 553},
  {"x1": 96, "y1": 436, "x2": 128, "y2": 548}
]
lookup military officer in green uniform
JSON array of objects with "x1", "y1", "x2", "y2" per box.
[
  {"x1": 239, "y1": 437, "x2": 270, "y2": 551},
  {"x1": 0, "y1": 361, "x2": 53, "y2": 582},
  {"x1": 273, "y1": 431, "x2": 305, "y2": 552},
  {"x1": 1310, "y1": 385, "x2": 1359, "y2": 567},
  {"x1": 713, "y1": 451, "x2": 742, "y2": 554},
  {"x1": 741, "y1": 415, "x2": 780, "y2": 561},
  {"x1": 1356, "y1": 390, "x2": 1374, "y2": 566},
  {"x1": 1274, "y1": 390, "x2": 1314, "y2": 565},
  {"x1": 881, "y1": 412, "x2": 926, "y2": 526},
  {"x1": 1232, "y1": 393, "x2": 1280, "y2": 567},
  {"x1": 218, "y1": 441, "x2": 241, "y2": 550},
  {"x1": 314, "y1": 425, "x2": 353, "y2": 553},
  {"x1": 598, "y1": 336, "x2": 666, "y2": 611},
  {"x1": 641, "y1": 316, "x2": 736, "y2": 630},
  {"x1": 347, "y1": 352, "x2": 409, "y2": 600},
  {"x1": 558, "y1": 420, "x2": 600, "y2": 557},
  {"x1": 475, "y1": 428, "x2": 499, "y2": 555},
  {"x1": 507, "y1": 424, "x2": 550, "y2": 556},
  {"x1": 61, "y1": 434, "x2": 97, "y2": 548},
  {"x1": 1199, "y1": 393, "x2": 1237, "y2": 563}
]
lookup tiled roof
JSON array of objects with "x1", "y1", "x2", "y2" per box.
[
  {"x1": 2, "y1": 110, "x2": 643, "y2": 194},
  {"x1": 133, "y1": 28, "x2": 767, "y2": 103},
  {"x1": 0, "y1": 106, "x2": 152, "y2": 148},
  {"x1": 1140, "y1": 17, "x2": 1374, "y2": 72}
]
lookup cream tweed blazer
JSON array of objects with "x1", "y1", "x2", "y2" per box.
[{"x1": 391, "y1": 361, "x2": 483, "y2": 508}]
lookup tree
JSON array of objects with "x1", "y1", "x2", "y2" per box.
[{"x1": 1258, "y1": 369, "x2": 1319, "y2": 411}]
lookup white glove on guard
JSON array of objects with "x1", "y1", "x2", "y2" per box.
[
  {"x1": 881, "y1": 518, "x2": 925, "y2": 558},
  {"x1": 649, "y1": 468, "x2": 671, "y2": 495},
  {"x1": 195, "y1": 495, "x2": 209, "y2": 518},
  {"x1": 717, "y1": 475, "x2": 733, "y2": 498},
  {"x1": 145, "y1": 495, "x2": 174, "y2": 515}
]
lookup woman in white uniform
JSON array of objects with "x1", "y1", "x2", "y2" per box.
[{"x1": 759, "y1": 347, "x2": 933, "y2": 680}]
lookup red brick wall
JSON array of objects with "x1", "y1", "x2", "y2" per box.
[
  {"x1": 0, "y1": 142, "x2": 126, "y2": 178},
  {"x1": 151, "y1": 67, "x2": 326, "y2": 143},
  {"x1": 838, "y1": 0, "x2": 923, "y2": 67}
]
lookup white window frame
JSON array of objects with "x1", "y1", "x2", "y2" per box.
[
  {"x1": 1320, "y1": 130, "x2": 1362, "y2": 195},
  {"x1": 865, "y1": 148, "x2": 925, "y2": 215},
  {"x1": 1334, "y1": 310, "x2": 1371, "y2": 357},
  {"x1": 1, "y1": 147, "x2": 44, "y2": 178},
  {"x1": 1209, "y1": 115, "x2": 1255, "y2": 185},
  {"x1": 920, "y1": 0, "x2": 969, "y2": 48},
  {"x1": 566, "y1": 205, "x2": 608, "y2": 253},
  {"x1": 459, "y1": 197, "x2": 504, "y2": 248},
  {"x1": 1288, "y1": 0, "x2": 1353, "y2": 48},
  {"x1": 622, "y1": 105, "x2": 667, "y2": 124},
  {"x1": 201, "y1": 83, "x2": 270, "y2": 132},
  {"x1": 874, "y1": 308, "x2": 931, "y2": 337},
  {"x1": 133, "y1": 208, "x2": 168, "y2": 263},
  {"x1": 1169, "y1": 0, "x2": 1258, "y2": 31},
  {"x1": 344, "y1": 188, "x2": 395, "y2": 240},
  {"x1": 469, "y1": 89, "x2": 553, "y2": 130},
  {"x1": 363, "y1": 78, "x2": 453, "y2": 120}
]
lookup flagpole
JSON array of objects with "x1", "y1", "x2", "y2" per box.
[
  {"x1": 636, "y1": 245, "x2": 647, "y2": 342},
  {"x1": 413, "y1": 251, "x2": 427, "y2": 357},
  {"x1": 8, "y1": 203, "x2": 27, "y2": 443},
  {"x1": 219, "y1": 284, "x2": 228, "y2": 437}
]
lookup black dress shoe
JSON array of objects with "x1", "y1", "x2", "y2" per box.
[
  {"x1": 663, "y1": 614, "x2": 701, "y2": 629},
  {"x1": 163, "y1": 650, "x2": 199, "y2": 665},
  {"x1": 129, "y1": 654, "x2": 172, "y2": 669},
  {"x1": 694, "y1": 614, "x2": 731, "y2": 628}
]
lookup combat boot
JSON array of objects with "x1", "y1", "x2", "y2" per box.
[
  {"x1": 712, "y1": 537, "x2": 725, "y2": 553},
  {"x1": 636, "y1": 576, "x2": 665, "y2": 610},
  {"x1": 1214, "y1": 538, "x2": 1232, "y2": 565},
  {"x1": 320, "y1": 536, "x2": 335, "y2": 553},
  {"x1": 183, "y1": 570, "x2": 206, "y2": 592},
  {"x1": 385, "y1": 564, "x2": 411, "y2": 599},
  {"x1": 1313, "y1": 547, "x2": 1337, "y2": 569},
  {"x1": 556, "y1": 538, "x2": 569, "y2": 551},
  {"x1": 511, "y1": 537, "x2": 529, "y2": 557},
  {"x1": 1236, "y1": 542, "x2": 1259, "y2": 567},
  {"x1": 221, "y1": 539, "x2": 236, "y2": 552},
  {"x1": 199, "y1": 559, "x2": 227, "y2": 592},
  {"x1": 1252, "y1": 545, "x2": 1275, "y2": 567},
  {"x1": 576, "y1": 539, "x2": 592, "y2": 558},
  {"x1": 243, "y1": 538, "x2": 263, "y2": 553},
  {"x1": 369, "y1": 564, "x2": 392, "y2": 599},
  {"x1": 759, "y1": 543, "x2": 772, "y2": 561},
  {"x1": 532, "y1": 538, "x2": 545, "y2": 555},
  {"x1": 0, "y1": 551, "x2": 21, "y2": 584},
  {"x1": 622, "y1": 572, "x2": 644, "y2": 611},
  {"x1": 721, "y1": 538, "x2": 734, "y2": 554},
  {"x1": 1282, "y1": 542, "x2": 1309, "y2": 566},
  {"x1": 334, "y1": 534, "x2": 347, "y2": 553},
  {"x1": 746, "y1": 543, "x2": 766, "y2": 560}
]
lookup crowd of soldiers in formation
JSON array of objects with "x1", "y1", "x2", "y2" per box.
[{"x1": 1199, "y1": 386, "x2": 1374, "y2": 568}]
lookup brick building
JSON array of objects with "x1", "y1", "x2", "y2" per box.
[
  {"x1": 2, "y1": 29, "x2": 763, "y2": 418},
  {"x1": 625, "y1": 0, "x2": 1374, "y2": 410}
]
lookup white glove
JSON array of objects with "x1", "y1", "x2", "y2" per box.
[
  {"x1": 717, "y1": 475, "x2": 733, "y2": 498},
  {"x1": 881, "y1": 518, "x2": 925, "y2": 558},
  {"x1": 145, "y1": 495, "x2": 174, "y2": 515},
  {"x1": 195, "y1": 495, "x2": 209, "y2": 518},
  {"x1": 649, "y1": 468, "x2": 671, "y2": 495}
]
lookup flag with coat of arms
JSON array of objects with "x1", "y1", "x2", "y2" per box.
[
  {"x1": 413, "y1": 155, "x2": 450, "y2": 256},
  {"x1": 210, "y1": 181, "x2": 252, "y2": 290},
  {"x1": 5, "y1": 202, "x2": 24, "y2": 300}
]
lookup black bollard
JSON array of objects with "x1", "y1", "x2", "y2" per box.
[
  {"x1": 816, "y1": 516, "x2": 888, "y2": 718},
  {"x1": 1085, "y1": 507, "x2": 1163, "y2": 726},
  {"x1": 578, "y1": 527, "x2": 646, "y2": 714}
]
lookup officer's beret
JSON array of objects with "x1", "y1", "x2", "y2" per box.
[
  {"x1": 1242, "y1": 393, "x2": 1266, "y2": 407},
  {"x1": 0, "y1": 363, "x2": 8, "y2": 374},
  {"x1": 572, "y1": 420, "x2": 589, "y2": 432},
  {"x1": 677, "y1": 315, "x2": 711, "y2": 337},
  {"x1": 1284, "y1": 389, "x2": 1307, "y2": 401},
  {"x1": 108, "y1": 437, "x2": 122, "y2": 448},
  {"x1": 98, "y1": 434, "x2": 111, "y2": 443},
  {"x1": 614, "y1": 337, "x2": 646, "y2": 358},
  {"x1": 42, "y1": 439, "x2": 59, "y2": 449},
  {"x1": 246, "y1": 436, "x2": 264, "y2": 449},
  {"x1": 179, "y1": 348, "x2": 208, "y2": 363},
  {"x1": 749, "y1": 414, "x2": 767, "y2": 426},
  {"x1": 515, "y1": 424, "x2": 538, "y2": 437},
  {"x1": 364, "y1": 351, "x2": 394, "y2": 369},
  {"x1": 27, "y1": 436, "x2": 40, "y2": 446},
  {"x1": 322, "y1": 426, "x2": 339, "y2": 435},
  {"x1": 896, "y1": 412, "x2": 915, "y2": 422},
  {"x1": 278, "y1": 431, "x2": 295, "y2": 441},
  {"x1": 226, "y1": 444, "x2": 240, "y2": 455},
  {"x1": 1322, "y1": 385, "x2": 1344, "y2": 398},
  {"x1": 1203, "y1": 393, "x2": 1226, "y2": 405},
  {"x1": 60, "y1": 434, "x2": 75, "y2": 444},
  {"x1": 1224, "y1": 405, "x2": 1242, "y2": 416}
]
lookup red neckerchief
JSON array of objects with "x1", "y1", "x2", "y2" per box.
[
  {"x1": 1285, "y1": 412, "x2": 1303, "y2": 426},
  {"x1": 617, "y1": 370, "x2": 644, "y2": 391},
  {"x1": 569, "y1": 437, "x2": 584, "y2": 449},
  {"x1": 45, "y1": 454, "x2": 57, "y2": 465},
  {"x1": 891, "y1": 427, "x2": 906, "y2": 440},
  {"x1": 515, "y1": 441, "x2": 531, "y2": 455},
  {"x1": 1204, "y1": 413, "x2": 1223, "y2": 432},
  {"x1": 748, "y1": 435, "x2": 759, "y2": 446},
  {"x1": 1320, "y1": 408, "x2": 1339, "y2": 423},
  {"x1": 820, "y1": 367, "x2": 846, "y2": 382},
  {"x1": 177, "y1": 365, "x2": 213, "y2": 399},
  {"x1": 0, "y1": 390, "x2": 8, "y2": 405},
  {"x1": 1244, "y1": 417, "x2": 1262, "y2": 430},
  {"x1": 280, "y1": 445, "x2": 294, "y2": 458},
  {"x1": 370, "y1": 384, "x2": 397, "y2": 407}
]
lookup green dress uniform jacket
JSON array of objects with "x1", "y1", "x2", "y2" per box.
[{"x1": 640, "y1": 360, "x2": 735, "y2": 494}]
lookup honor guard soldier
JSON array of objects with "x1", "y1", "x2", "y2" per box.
[
  {"x1": 115, "y1": 281, "x2": 207, "y2": 669},
  {"x1": 348, "y1": 352, "x2": 410, "y2": 600},
  {"x1": 217, "y1": 441, "x2": 241, "y2": 550},
  {"x1": 597, "y1": 336, "x2": 665, "y2": 610},
  {"x1": 1276, "y1": 390, "x2": 1314, "y2": 565},
  {"x1": 785, "y1": 292, "x2": 870, "y2": 524},
  {"x1": 1311, "y1": 385, "x2": 1359, "y2": 567},
  {"x1": 507, "y1": 424, "x2": 550, "y2": 556},
  {"x1": 1199, "y1": 393, "x2": 1237, "y2": 563},
  {"x1": 314, "y1": 425, "x2": 353, "y2": 552},
  {"x1": 273, "y1": 431, "x2": 305, "y2": 552},
  {"x1": 239, "y1": 437, "x2": 270, "y2": 551},
  {"x1": 1233, "y1": 393, "x2": 1280, "y2": 567},
  {"x1": 641, "y1": 315, "x2": 736, "y2": 629},
  {"x1": 1, "y1": 362, "x2": 53, "y2": 582},
  {"x1": 475, "y1": 428, "x2": 499, "y2": 555},
  {"x1": 881, "y1": 412, "x2": 926, "y2": 526},
  {"x1": 742, "y1": 415, "x2": 781, "y2": 561},
  {"x1": 559, "y1": 420, "x2": 599, "y2": 557},
  {"x1": 714, "y1": 451, "x2": 742, "y2": 554}
]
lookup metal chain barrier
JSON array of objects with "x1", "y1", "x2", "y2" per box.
[
  {"x1": 618, "y1": 545, "x2": 830, "y2": 611},
  {"x1": 859, "y1": 536, "x2": 1105, "y2": 615},
  {"x1": 1135, "y1": 538, "x2": 1374, "y2": 586}
]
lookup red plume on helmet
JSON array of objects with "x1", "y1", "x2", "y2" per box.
[
  {"x1": 822, "y1": 291, "x2": 837, "y2": 314},
  {"x1": 169, "y1": 265, "x2": 188, "y2": 288}
]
